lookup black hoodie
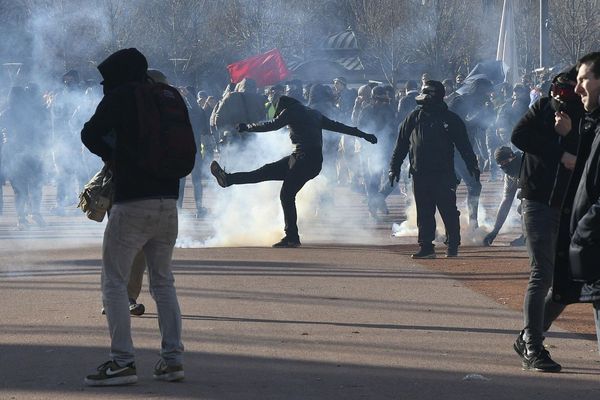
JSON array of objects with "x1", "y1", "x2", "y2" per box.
[
  {"x1": 511, "y1": 70, "x2": 583, "y2": 207},
  {"x1": 246, "y1": 96, "x2": 366, "y2": 155},
  {"x1": 81, "y1": 48, "x2": 180, "y2": 203}
]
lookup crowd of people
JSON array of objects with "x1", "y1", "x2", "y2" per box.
[{"x1": 2, "y1": 47, "x2": 600, "y2": 383}]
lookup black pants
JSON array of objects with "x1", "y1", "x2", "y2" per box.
[
  {"x1": 412, "y1": 175, "x2": 460, "y2": 248},
  {"x1": 229, "y1": 152, "x2": 322, "y2": 239}
]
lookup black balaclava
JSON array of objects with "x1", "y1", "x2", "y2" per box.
[
  {"x1": 97, "y1": 48, "x2": 148, "y2": 94},
  {"x1": 273, "y1": 95, "x2": 302, "y2": 118},
  {"x1": 415, "y1": 80, "x2": 445, "y2": 107},
  {"x1": 495, "y1": 146, "x2": 520, "y2": 177}
]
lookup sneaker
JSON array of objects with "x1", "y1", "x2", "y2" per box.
[
  {"x1": 445, "y1": 247, "x2": 458, "y2": 258},
  {"x1": 84, "y1": 360, "x2": 137, "y2": 386},
  {"x1": 522, "y1": 348, "x2": 562, "y2": 373},
  {"x1": 153, "y1": 359, "x2": 184, "y2": 382},
  {"x1": 16, "y1": 217, "x2": 29, "y2": 231},
  {"x1": 31, "y1": 213, "x2": 46, "y2": 227},
  {"x1": 510, "y1": 235, "x2": 526, "y2": 247},
  {"x1": 210, "y1": 161, "x2": 230, "y2": 188},
  {"x1": 513, "y1": 331, "x2": 527, "y2": 361},
  {"x1": 195, "y1": 207, "x2": 209, "y2": 219},
  {"x1": 411, "y1": 247, "x2": 436, "y2": 259},
  {"x1": 272, "y1": 237, "x2": 301, "y2": 248},
  {"x1": 129, "y1": 299, "x2": 145, "y2": 316}
]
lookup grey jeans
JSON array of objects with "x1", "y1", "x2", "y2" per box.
[
  {"x1": 102, "y1": 198, "x2": 183, "y2": 366},
  {"x1": 521, "y1": 199, "x2": 566, "y2": 352}
]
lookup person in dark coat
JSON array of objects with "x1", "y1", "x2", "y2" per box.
[
  {"x1": 552, "y1": 52, "x2": 600, "y2": 361},
  {"x1": 510, "y1": 66, "x2": 584, "y2": 372},
  {"x1": 389, "y1": 80, "x2": 479, "y2": 258},
  {"x1": 482, "y1": 147, "x2": 523, "y2": 246},
  {"x1": 448, "y1": 78, "x2": 494, "y2": 228},
  {"x1": 357, "y1": 85, "x2": 397, "y2": 217},
  {"x1": 81, "y1": 48, "x2": 186, "y2": 385},
  {"x1": 209, "y1": 95, "x2": 377, "y2": 248}
]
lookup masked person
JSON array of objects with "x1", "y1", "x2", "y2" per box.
[
  {"x1": 209, "y1": 95, "x2": 377, "y2": 248},
  {"x1": 483, "y1": 147, "x2": 524, "y2": 246},
  {"x1": 389, "y1": 80, "x2": 479, "y2": 258},
  {"x1": 81, "y1": 48, "x2": 188, "y2": 385},
  {"x1": 448, "y1": 78, "x2": 494, "y2": 228},
  {"x1": 511, "y1": 66, "x2": 584, "y2": 372}
]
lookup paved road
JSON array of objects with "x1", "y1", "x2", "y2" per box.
[{"x1": 0, "y1": 179, "x2": 599, "y2": 399}]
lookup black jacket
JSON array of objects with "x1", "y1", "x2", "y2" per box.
[
  {"x1": 81, "y1": 49, "x2": 179, "y2": 203},
  {"x1": 247, "y1": 96, "x2": 366, "y2": 155},
  {"x1": 511, "y1": 97, "x2": 582, "y2": 206},
  {"x1": 389, "y1": 102, "x2": 478, "y2": 180},
  {"x1": 358, "y1": 102, "x2": 397, "y2": 155},
  {"x1": 553, "y1": 109, "x2": 600, "y2": 304}
]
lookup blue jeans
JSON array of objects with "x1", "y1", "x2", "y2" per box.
[
  {"x1": 102, "y1": 199, "x2": 183, "y2": 366},
  {"x1": 521, "y1": 199, "x2": 566, "y2": 352}
]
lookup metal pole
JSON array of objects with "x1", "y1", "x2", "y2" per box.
[{"x1": 540, "y1": 0, "x2": 549, "y2": 68}]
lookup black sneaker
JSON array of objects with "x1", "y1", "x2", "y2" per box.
[
  {"x1": 513, "y1": 331, "x2": 526, "y2": 360},
  {"x1": 210, "y1": 161, "x2": 230, "y2": 188},
  {"x1": 84, "y1": 360, "x2": 137, "y2": 386},
  {"x1": 445, "y1": 247, "x2": 458, "y2": 258},
  {"x1": 522, "y1": 348, "x2": 562, "y2": 373},
  {"x1": 411, "y1": 247, "x2": 436, "y2": 259},
  {"x1": 129, "y1": 299, "x2": 145, "y2": 316},
  {"x1": 272, "y1": 237, "x2": 301, "y2": 248},
  {"x1": 153, "y1": 359, "x2": 185, "y2": 382}
]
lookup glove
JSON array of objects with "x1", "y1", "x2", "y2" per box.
[
  {"x1": 483, "y1": 231, "x2": 498, "y2": 246},
  {"x1": 470, "y1": 167, "x2": 481, "y2": 182},
  {"x1": 363, "y1": 133, "x2": 377, "y2": 144},
  {"x1": 236, "y1": 123, "x2": 248, "y2": 132},
  {"x1": 389, "y1": 170, "x2": 400, "y2": 187}
]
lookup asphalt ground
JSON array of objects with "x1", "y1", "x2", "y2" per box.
[{"x1": 0, "y1": 176, "x2": 599, "y2": 399}]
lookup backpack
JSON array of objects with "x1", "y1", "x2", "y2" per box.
[{"x1": 134, "y1": 82, "x2": 196, "y2": 179}]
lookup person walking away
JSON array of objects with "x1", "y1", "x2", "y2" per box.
[{"x1": 81, "y1": 48, "x2": 193, "y2": 385}]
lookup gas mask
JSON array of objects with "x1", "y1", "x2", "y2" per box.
[{"x1": 550, "y1": 80, "x2": 579, "y2": 113}]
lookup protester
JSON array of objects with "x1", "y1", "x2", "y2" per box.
[
  {"x1": 81, "y1": 48, "x2": 189, "y2": 385},
  {"x1": 389, "y1": 80, "x2": 479, "y2": 258},
  {"x1": 209, "y1": 95, "x2": 377, "y2": 247},
  {"x1": 511, "y1": 66, "x2": 583, "y2": 372},
  {"x1": 483, "y1": 146, "x2": 524, "y2": 247}
]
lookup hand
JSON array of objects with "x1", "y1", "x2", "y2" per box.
[
  {"x1": 389, "y1": 170, "x2": 400, "y2": 187},
  {"x1": 560, "y1": 152, "x2": 576, "y2": 171},
  {"x1": 554, "y1": 111, "x2": 572, "y2": 137},
  {"x1": 236, "y1": 123, "x2": 248, "y2": 132},
  {"x1": 483, "y1": 231, "x2": 498, "y2": 246},
  {"x1": 364, "y1": 133, "x2": 377, "y2": 144}
]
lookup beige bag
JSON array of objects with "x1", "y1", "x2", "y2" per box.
[{"x1": 78, "y1": 165, "x2": 114, "y2": 222}]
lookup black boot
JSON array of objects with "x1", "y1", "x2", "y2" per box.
[
  {"x1": 411, "y1": 245, "x2": 435, "y2": 259},
  {"x1": 210, "y1": 161, "x2": 230, "y2": 188}
]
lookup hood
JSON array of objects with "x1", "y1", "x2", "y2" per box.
[
  {"x1": 97, "y1": 48, "x2": 148, "y2": 92},
  {"x1": 235, "y1": 78, "x2": 257, "y2": 93},
  {"x1": 274, "y1": 95, "x2": 302, "y2": 117}
]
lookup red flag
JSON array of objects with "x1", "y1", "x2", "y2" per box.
[{"x1": 227, "y1": 49, "x2": 291, "y2": 87}]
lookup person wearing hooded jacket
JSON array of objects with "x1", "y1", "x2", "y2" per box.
[
  {"x1": 209, "y1": 95, "x2": 377, "y2": 248},
  {"x1": 510, "y1": 66, "x2": 584, "y2": 373},
  {"x1": 448, "y1": 78, "x2": 494, "y2": 228},
  {"x1": 358, "y1": 85, "x2": 397, "y2": 217},
  {"x1": 389, "y1": 80, "x2": 479, "y2": 259},
  {"x1": 81, "y1": 48, "x2": 186, "y2": 385}
]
